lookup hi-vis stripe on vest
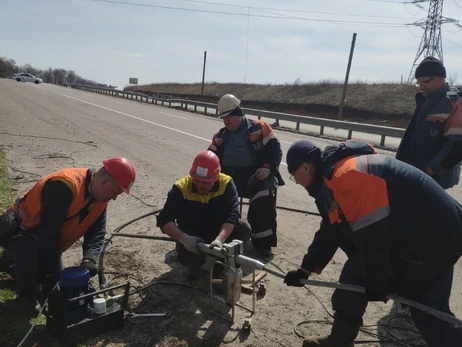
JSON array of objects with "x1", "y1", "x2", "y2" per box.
[
  {"x1": 7, "y1": 168, "x2": 107, "y2": 253},
  {"x1": 175, "y1": 173, "x2": 231, "y2": 203},
  {"x1": 323, "y1": 155, "x2": 390, "y2": 232}
]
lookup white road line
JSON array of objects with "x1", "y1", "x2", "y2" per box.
[
  {"x1": 160, "y1": 112, "x2": 188, "y2": 120},
  {"x1": 54, "y1": 91, "x2": 288, "y2": 166},
  {"x1": 54, "y1": 92, "x2": 210, "y2": 142}
]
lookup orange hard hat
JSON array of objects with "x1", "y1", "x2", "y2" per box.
[
  {"x1": 190, "y1": 150, "x2": 221, "y2": 182},
  {"x1": 103, "y1": 157, "x2": 136, "y2": 194}
]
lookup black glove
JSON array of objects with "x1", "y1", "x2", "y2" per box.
[
  {"x1": 284, "y1": 269, "x2": 309, "y2": 287},
  {"x1": 365, "y1": 288, "x2": 389, "y2": 303},
  {"x1": 80, "y1": 260, "x2": 98, "y2": 277}
]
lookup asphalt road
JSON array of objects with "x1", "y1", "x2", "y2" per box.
[{"x1": 1, "y1": 78, "x2": 461, "y2": 346}]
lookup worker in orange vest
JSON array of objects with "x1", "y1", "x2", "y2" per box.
[
  {"x1": 284, "y1": 140, "x2": 462, "y2": 347},
  {"x1": 0, "y1": 157, "x2": 136, "y2": 311}
]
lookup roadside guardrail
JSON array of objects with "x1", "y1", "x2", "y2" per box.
[{"x1": 70, "y1": 84, "x2": 405, "y2": 147}]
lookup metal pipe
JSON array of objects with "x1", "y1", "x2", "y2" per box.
[
  {"x1": 233, "y1": 254, "x2": 462, "y2": 328},
  {"x1": 112, "y1": 233, "x2": 174, "y2": 242},
  {"x1": 197, "y1": 242, "x2": 227, "y2": 257}
]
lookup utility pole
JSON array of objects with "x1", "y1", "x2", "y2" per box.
[
  {"x1": 338, "y1": 33, "x2": 357, "y2": 120},
  {"x1": 407, "y1": 0, "x2": 461, "y2": 84},
  {"x1": 201, "y1": 51, "x2": 207, "y2": 96}
]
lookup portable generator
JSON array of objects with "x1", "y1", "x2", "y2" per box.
[{"x1": 46, "y1": 266, "x2": 130, "y2": 344}]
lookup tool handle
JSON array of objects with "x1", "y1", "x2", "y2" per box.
[
  {"x1": 233, "y1": 254, "x2": 462, "y2": 328},
  {"x1": 197, "y1": 242, "x2": 227, "y2": 258}
]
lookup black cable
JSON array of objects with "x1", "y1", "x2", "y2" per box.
[
  {"x1": 101, "y1": 211, "x2": 427, "y2": 346},
  {"x1": 98, "y1": 209, "x2": 162, "y2": 289},
  {"x1": 92, "y1": 0, "x2": 408, "y2": 27}
]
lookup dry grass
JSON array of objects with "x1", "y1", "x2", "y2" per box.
[{"x1": 129, "y1": 81, "x2": 420, "y2": 119}]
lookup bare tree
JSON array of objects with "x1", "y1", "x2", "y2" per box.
[
  {"x1": 52, "y1": 68, "x2": 67, "y2": 85},
  {"x1": 0, "y1": 56, "x2": 17, "y2": 78},
  {"x1": 0, "y1": 53, "x2": 105, "y2": 86},
  {"x1": 67, "y1": 70, "x2": 77, "y2": 84},
  {"x1": 448, "y1": 73, "x2": 459, "y2": 86}
]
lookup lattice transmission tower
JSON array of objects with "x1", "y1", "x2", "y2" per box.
[{"x1": 407, "y1": 0, "x2": 461, "y2": 84}]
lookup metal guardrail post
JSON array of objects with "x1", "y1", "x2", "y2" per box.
[
  {"x1": 74, "y1": 84, "x2": 405, "y2": 146},
  {"x1": 380, "y1": 135, "x2": 386, "y2": 147}
]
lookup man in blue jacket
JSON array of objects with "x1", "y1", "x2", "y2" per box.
[{"x1": 396, "y1": 56, "x2": 462, "y2": 189}]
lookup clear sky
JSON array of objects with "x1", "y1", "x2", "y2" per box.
[{"x1": 1, "y1": 0, "x2": 461, "y2": 88}]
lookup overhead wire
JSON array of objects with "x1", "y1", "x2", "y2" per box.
[
  {"x1": 170, "y1": 0, "x2": 417, "y2": 20},
  {"x1": 91, "y1": 0, "x2": 409, "y2": 27}
]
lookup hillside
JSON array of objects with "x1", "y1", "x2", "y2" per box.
[{"x1": 128, "y1": 82, "x2": 420, "y2": 128}]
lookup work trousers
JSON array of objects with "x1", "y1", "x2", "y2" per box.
[
  {"x1": 331, "y1": 254, "x2": 462, "y2": 347},
  {"x1": 6, "y1": 233, "x2": 63, "y2": 301},
  {"x1": 176, "y1": 219, "x2": 251, "y2": 270},
  {"x1": 222, "y1": 166, "x2": 278, "y2": 250}
]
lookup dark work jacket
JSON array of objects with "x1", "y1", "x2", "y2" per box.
[{"x1": 302, "y1": 141, "x2": 462, "y2": 295}]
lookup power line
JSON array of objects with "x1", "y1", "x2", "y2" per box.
[
  {"x1": 91, "y1": 0, "x2": 409, "y2": 27},
  {"x1": 170, "y1": 0, "x2": 417, "y2": 20},
  {"x1": 407, "y1": 0, "x2": 461, "y2": 83}
]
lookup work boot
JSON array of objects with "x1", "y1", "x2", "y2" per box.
[{"x1": 302, "y1": 311, "x2": 362, "y2": 347}]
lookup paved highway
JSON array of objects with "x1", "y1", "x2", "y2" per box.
[{"x1": 1, "y1": 78, "x2": 461, "y2": 346}]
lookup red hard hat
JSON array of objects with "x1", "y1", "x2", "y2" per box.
[
  {"x1": 190, "y1": 150, "x2": 221, "y2": 182},
  {"x1": 103, "y1": 157, "x2": 136, "y2": 194}
]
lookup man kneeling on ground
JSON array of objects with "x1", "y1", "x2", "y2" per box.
[{"x1": 156, "y1": 150, "x2": 251, "y2": 280}]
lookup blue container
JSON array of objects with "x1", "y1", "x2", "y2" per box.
[{"x1": 60, "y1": 266, "x2": 91, "y2": 323}]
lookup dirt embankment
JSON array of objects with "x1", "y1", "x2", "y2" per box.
[{"x1": 127, "y1": 82, "x2": 420, "y2": 128}]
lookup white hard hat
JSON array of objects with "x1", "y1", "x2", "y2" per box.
[{"x1": 217, "y1": 94, "x2": 241, "y2": 119}]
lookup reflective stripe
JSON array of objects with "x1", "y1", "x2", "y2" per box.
[
  {"x1": 262, "y1": 132, "x2": 276, "y2": 145},
  {"x1": 251, "y1": 229, "x2": 273, "y2": 239},
  {"x1": 445, "y1": 127, "x2": 462, "y2": 136},
  {"x1": 427, "y1": 113, "x2": 450, "y2": 122},
  {"x1": 249, "y1": 189, "x2": 270, "y2": 203},
  {"x1": 322, "y1": 182, "x2": 341, "y2": 224},
  {"x1": 355, "y1": 155, "x2": 368, "y2": 173},
  {"x1": 350, "y1": 205, "x2": 390, "y2": 232},
  {"x1": 365, "y1": 155, "x2": 387, "y2": 177}
]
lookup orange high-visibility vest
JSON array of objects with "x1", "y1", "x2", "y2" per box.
[{"x1": 8, "y1": 168, "x2": 107, "y2": 253}]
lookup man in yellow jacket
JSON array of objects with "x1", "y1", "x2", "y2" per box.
[{"x1": 0, "y1": 157, "x2": 136, "y2": 310}]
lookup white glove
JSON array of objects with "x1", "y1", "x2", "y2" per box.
[
  {"x1": 209, "y1": 236, "x2": 225, "y2": 249},
  {"x1": 256, "y1": 167, "x2": 271, "y2": 180},
  {"x1": 180, "y1": 233, "x2": 203, "y2": 254}
]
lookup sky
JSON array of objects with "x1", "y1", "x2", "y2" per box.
[{"x1": 1, "y1": 0, "x2": 462, "y2": 89}]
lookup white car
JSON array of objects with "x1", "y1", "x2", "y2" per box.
[{"x1": 11, "y1": 73, "x2": 43, "y2": 84}]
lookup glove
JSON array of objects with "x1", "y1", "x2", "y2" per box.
[
  {"x1": 365, "y1": 288, "x2": 389, "y2": 303},
  {"x1": 255, "y1": 167, "x2": 271, "y2": 180},
  {"x1": 283, "y1": 269, "x2": 309, "y2": 287},
  {"x1": 80, "y1": 260, "x2": 98, "y2": 277},
  {"x1": 180, "y1": 233, "x2": 204, "y2": 254},
  {"x1": 209, "y1": 236, "x2": 225, "y2": 249}
]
